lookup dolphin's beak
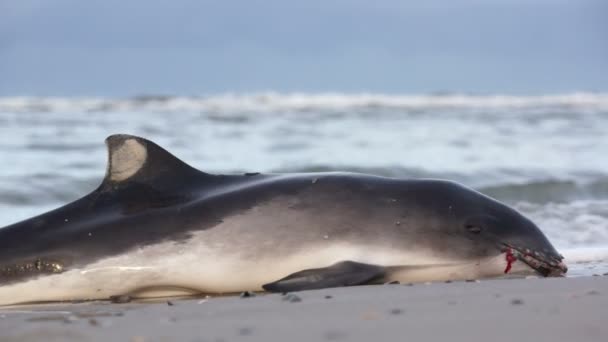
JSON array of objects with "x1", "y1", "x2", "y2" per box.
[
  {"x1": 554, "y1": 260, "x2": 568, "y2": 275},
  {"x1": 503, "y1": 244, "x2": 568, "y2": 277}
]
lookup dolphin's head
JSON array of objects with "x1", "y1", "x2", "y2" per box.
[{"x1": 404, "y1": 180, "x2": 567, "y2": 277}]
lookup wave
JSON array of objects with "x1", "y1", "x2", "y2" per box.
[
  {"x1": 516, "y1": 200, "x2": 608, "y2": 248},
  {"x1": 479, "y1": 178, "x2": 608, "y2": 204},
  {"x1": 559, "y1": 247, "x2": 608, "y2": 277},
  {"x1": 1, "y1": 92, "x2": 608, "y2": 114}
]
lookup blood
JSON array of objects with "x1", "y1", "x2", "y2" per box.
[{"x1": 504, "y1": 248, "x2": 517, "y2": 274}]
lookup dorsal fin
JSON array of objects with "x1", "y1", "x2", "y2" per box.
[{"x1": 102, "y1": 134, "x2": 203, "y2": 186}]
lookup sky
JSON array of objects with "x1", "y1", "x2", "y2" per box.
[{"x1": 0, "y1": 0, "x2": 606, "y2": 96}]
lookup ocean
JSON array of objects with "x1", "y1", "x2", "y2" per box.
[{"x1": 1, "y1": 92, "x2": 607, "y2": 276}]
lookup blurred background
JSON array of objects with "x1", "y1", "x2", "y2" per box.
[
  {"x1": 2, "y1": 0, "x2": 607, "y2": 95},
  {"x1": 1, "y1": 0, "x2": 607, "y2": 273}
]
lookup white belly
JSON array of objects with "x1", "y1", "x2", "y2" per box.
[{"x1": 0, "y1": 230, "x2": 535, "y2": 306}]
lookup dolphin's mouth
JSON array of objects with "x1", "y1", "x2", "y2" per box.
[{"x1": 502, "y1": 244, "x2": 567, "y2": 277}]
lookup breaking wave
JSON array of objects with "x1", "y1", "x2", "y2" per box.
[{"x1": 2, "y1": 92, "x2": 608, "y2": 114}]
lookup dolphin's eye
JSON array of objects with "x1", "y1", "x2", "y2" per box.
[{"x1": 465, "y1": 224, "x2": 483, "y2": 234}]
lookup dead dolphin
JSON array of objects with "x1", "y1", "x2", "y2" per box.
[{"x1": 0, "y1": 134, "x2": 567, "y2": 305}]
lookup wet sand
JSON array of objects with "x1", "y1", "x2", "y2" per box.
[{"x1": 0, "y1": 276, "x2": 606, "y2": 342}]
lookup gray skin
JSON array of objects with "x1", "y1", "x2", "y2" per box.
[{"x1": 0, "y1": 134, "x2": 566, "y2": 300}]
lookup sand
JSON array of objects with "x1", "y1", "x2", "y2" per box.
[{"x1": 0, "y1": 276, "x2": 606, "y2": 342}]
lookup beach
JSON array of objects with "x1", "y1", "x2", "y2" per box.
[
  {"x1": 1, "y1": 276, "x2": 606, "y2": 342},
  {"x1": 2, "y1": 1, "x2": 606, "y2": 340}
]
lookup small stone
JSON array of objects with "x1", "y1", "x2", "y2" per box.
[
  {"x1": 110, "y1": 295, "x2": 132, "y2": 304},
  {"x1": 167, "y1": 300, "x2": 174, "y2": 306},
  {"x1": 282, "y1": 293, "x2": 302, "y2": 303},
  {"x1": 384, "y1": 280, "x2": 400, "y2": 285},
  {"x1": 593, "y1": 274, "x2": 600, "y2": 277},
  {"x1": 444, "y1": 280, "x2": 453, "y2": 283},
  {"x1": 511, "y1": 299, "x2": 524, "y2": 305},
  {"x1": 238, "y1": 327, "x2": 253, "y2": 336},
  {"x1": 389, "y1": 308, "x2": 403, "y2": 315},
  {"x1": 603, "y1": 272, "x2": 608, "y2": 276},
  {"x1": 405, "y1": 283, "x2": 414, "y2": 286},
  {"x1": 240, "y1": 291, "x2": 255, "y2": 298},
  {"x1": 88, "y1": 318, "x2": 99, "y2": 326},
  {"x1": 64, "y1": 315, "x2": 79, "y2": 324},
  {"x1": 324, "y1": 295, "x2": 333, "y2": 299},
  {"x1": 587, "y1": 290, "x2": 600, "y2": 296}
]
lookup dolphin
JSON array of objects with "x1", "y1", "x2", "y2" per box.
[{"x1": 0, "y1": 134, "x2": 567, "y2": 305}]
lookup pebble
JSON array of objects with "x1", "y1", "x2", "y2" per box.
[
  {"x1": 389, "y1": 308, "x2": 403, "y2": 315},
  {"x1": 240, "y1": 291, "x2": 255, "y2": 298},
  {"x1": 239, "y1": 327, "x2": 253, "y2": 336},
  {"x1": 167, "y1": 301, "x2": 174, "y2": 306},
  {"x1": 282, "y1": 293, "x2": 302, "y2": 303},
  {"x1": 511, "y1": 299, "x2": 524, "y2": 305}
]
